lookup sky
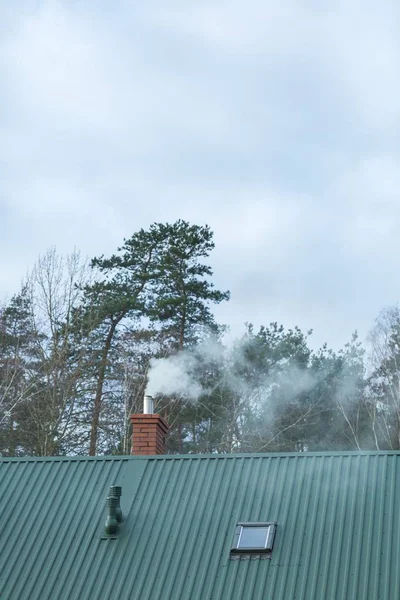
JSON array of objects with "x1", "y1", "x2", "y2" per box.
[{"x1": 1, "y1": 0, "x2": 399, "y2": 350}]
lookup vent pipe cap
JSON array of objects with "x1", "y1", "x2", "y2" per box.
[
  {"x1": 107, "y1": 496, "x2": 118, "y2": 508},
  {"x1": 109, "y1": 486, "x2": 122, "y2": 497}
]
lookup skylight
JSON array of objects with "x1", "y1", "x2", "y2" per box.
[{"x1": 231, "y1": 522, "x2": 276, "y2": 554}]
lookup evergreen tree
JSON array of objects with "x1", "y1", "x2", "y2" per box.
[
  {"x1": 81, "y1": 220, "x2": 229, "y2": 455},
  {"x1": 0, "y1": 288, "x2": 41, "y2": 455}
]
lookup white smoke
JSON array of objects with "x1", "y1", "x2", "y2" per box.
[
  {"x1": 146, "y1": 336, "x2": 224, "y2": 399},
  {"x1": 145, "y1": 335, "x2": 320, "y2": 404},
  {"x1": 146, "y1": 352, "x2": 204, "y2": 399},
  {"x1": 144, "y1": 329, "x2": 367, "y2": 451}
]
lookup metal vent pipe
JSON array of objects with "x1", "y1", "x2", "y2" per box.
[{"x1": 143, "y1": 395, "x2": 154, "y2": 414}]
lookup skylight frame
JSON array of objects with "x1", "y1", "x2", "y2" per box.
[{"x1": 231, "y1": 521, "x2": 277, "y2": 555}]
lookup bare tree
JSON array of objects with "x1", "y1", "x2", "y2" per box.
[
  {"x1": 15, "y1": 248, "x2": 92, "y2": 455},
  {"x1": 367, "y1": 307, "x2": 400, "y2": 450}
]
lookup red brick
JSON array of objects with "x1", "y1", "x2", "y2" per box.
[{"x1": 131, "y1": 413, "x2": 169, "y2": 456}]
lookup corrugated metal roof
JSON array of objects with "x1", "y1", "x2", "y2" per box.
[{"x1": 1, "y1": 451, "x2": 400, "y2": 600}]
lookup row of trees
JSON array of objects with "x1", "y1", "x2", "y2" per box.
[{"x1": 1, "y1": 220, "x2": 400, "y2": 456}]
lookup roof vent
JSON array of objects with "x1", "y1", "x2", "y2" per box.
[
  {"x1": 105, "y1": 496, "x2": 119, "y2": 535},
  {"x1": 109, "y1": 485, "x2": 122, "y2": 523}
]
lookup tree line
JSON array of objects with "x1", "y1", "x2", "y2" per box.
[{"x1": 1, "y1": 220, "x2": 400, "y2": 456}]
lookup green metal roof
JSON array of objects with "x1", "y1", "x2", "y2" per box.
[{"x1": 1, "y1": 451, "x2": 400, "y2": 600}]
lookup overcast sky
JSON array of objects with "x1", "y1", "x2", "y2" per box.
[{"x1": 1, "y1": 1, "x2": 399, "y2": 350}]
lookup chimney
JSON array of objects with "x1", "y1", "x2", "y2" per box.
[{"x1": 130, "y1": 395, "x2": 169, "y2": 455}]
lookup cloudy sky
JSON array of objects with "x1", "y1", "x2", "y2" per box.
[{"x1": 1, "y1": 1, "x2": 399, "y2": 349}]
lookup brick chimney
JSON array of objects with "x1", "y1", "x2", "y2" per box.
[{"x1": 131, "y1": 398, "x2": 169, "y2": 455}]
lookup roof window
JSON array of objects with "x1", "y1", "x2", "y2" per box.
[{"x1": 231, "y1": 522, "x2": 276, "y2": 555}]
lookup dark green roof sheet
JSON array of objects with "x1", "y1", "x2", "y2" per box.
[{"x1": 1, "y1": 451, "x2": 400, "y2": 600}]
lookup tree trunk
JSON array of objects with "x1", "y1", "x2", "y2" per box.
[
  {"x1": 176, "y1": 311, "x2": 186, "y2": 453},
  {"x1": 88, "y1": 319, "x2": 119, "y2": 456},
  {"x1": 178, "y1": 421, "x2": 183, "y2": 453}
]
